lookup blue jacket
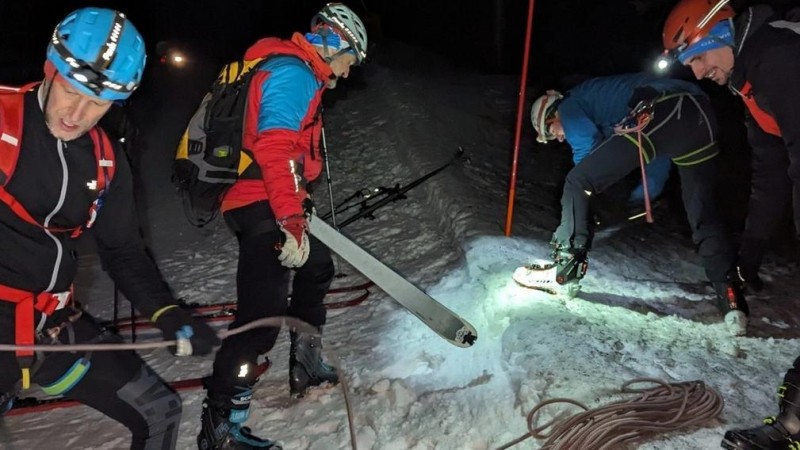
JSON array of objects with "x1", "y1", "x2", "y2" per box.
[
  {"x1": 559, "y1": 73, "x2": 705, "y2": 164},
  {"x1": 558, "y1": 73, "x2": 704, "y2": 203}
]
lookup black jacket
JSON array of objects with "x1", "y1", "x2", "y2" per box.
[
  {"x1": 729, "y1": 5, "x2": 800, "y2": 231},
  {"x1": 0, "y1": 88, "x2": 175, "y2": 318},
  {"x1": 730, "y1": 5, "x2": 800, "y2": 132}
]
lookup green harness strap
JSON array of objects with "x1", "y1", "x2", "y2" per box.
[{"x1": 620, "y1": 93, "x2": 719, "y2": 166}]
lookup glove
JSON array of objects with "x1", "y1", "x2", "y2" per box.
[
  {"x1": 277, "y1": 215, "x2": 310, "y2": 268},
  {"x1": 152, "y1": 305, "x2": 221, "y2": 356}
]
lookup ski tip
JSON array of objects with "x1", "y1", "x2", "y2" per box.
[{"x1": 453, "y1": 326, "x2": 478, "y2": 348}]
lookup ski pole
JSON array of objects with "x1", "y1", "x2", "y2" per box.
[
  {"x1": 337, "y1": 147, "x2": 466, "y2": 229},
  {"x1": 320, "y1": 122, "x2": 338, "y2": 228},
  {"x1": 320, "y1": 188, "x2": 373, "y2": 220},
  {"x1": 321, "y1": 186, "x2": 397, "y2": 221}
]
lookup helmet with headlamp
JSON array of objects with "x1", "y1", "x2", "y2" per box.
[
  {"x1": 659, "y1": 0, "x2": 735, "y2": 68},
  {"x1": 46, "y1": 7, "x2": 146, "y2": 101}
]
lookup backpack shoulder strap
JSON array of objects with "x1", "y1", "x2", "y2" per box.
[
  {"x1": 0, "y1": 83, "x2": 38, "y2": 185},
  {"x1": 0, "y1": 82, "x2": 117, "y2": 236},
  {"x1": 81, "y1": 127, "x2": 116, "y2": 232}
]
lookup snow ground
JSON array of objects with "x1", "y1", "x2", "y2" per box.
[{"x1": 1, "y1": 41, "x2": 799, "y2": 450}]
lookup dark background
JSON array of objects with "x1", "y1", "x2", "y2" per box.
[{"x1": 3, "y1": 0, "x2": 799, "y2": 78}]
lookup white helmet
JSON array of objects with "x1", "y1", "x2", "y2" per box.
[
  {"x1": 531, "y1": 90, "x2": 563, "y2": 143},
  {"x1": 311, "y1": 3, "x2": 368, "y2": 64}
]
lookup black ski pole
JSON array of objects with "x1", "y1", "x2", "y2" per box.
[
  {"x1": 320, "y1": 188, "x2": 371, "y2": 220},
  {"x1": 337, "y1": 147, "x2": 466, "y2": 229},
  {"x1": 320, "y1": 119, "x2": 338, "y2": 228},
  {"x1": 321, "y1": 186, "x2": 397, "y2": 221}
]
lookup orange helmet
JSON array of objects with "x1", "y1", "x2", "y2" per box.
[{"x1": 662, "y1": 0, "x2": 735, "y2": 54}]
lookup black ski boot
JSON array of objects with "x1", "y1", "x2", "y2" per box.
[
  {"x1": 722, "y1": 359, "x2": 800, "y2": 449},
  {"x1": 738, "y1": 238, "x2": 767, "y2": 292},
  {"x1": 511, "y1": 239, "x2": 587, "y2": 296},
  {"x1": 553, "y1": 245, "x2": 588, "y2": 286},
  {"x1": 289, "y1": 329, "x2": 339, "y2": 398},
  {"x1": 737, "y1": 265, "x2": 765, "y2": 293},
  {"x1": 197, "y1": 387, "x2": 281, "y2": 450},
  {"x1": 550, "y1": 242, "x2": 588, "y2": 297},
  {"x1": 712, "y1": 270, "x2": 750, "y2": 336}
]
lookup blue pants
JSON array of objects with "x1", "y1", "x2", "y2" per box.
[{"x1": 628, "y1": 155, "x2": 672, "y2": 205}]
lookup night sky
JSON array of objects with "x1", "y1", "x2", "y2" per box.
[{"x1": 3, "y1": 0, "x2": 799, "y2": 82}]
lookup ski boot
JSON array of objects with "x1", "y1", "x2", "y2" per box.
[
  {"x1": 737, "y1": 265, "x2": 765, "y2": 293},
  {"x1": 721, "y1": 359, "x2": 800, "y2": 449},
  {"x1": 512, "y1": 242, "x2": 587, "y2": 297},
  {"x1": 553, "y1": 244, "x2": 588, "y2": 288},
  {"x1": 289, "y1": 329, "x2": 339, "y2": 398},
  {"x1": 738, "y1": 238, "x2": 767, "y2": 293},
  {"x1": 197, "y1": 387, "x2": 282, "y2": 449},
  {"x1": 712, "y1": 270, "x2": 750, "y2": 336}
]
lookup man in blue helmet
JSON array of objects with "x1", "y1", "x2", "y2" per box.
[{"x1": 0, "y1": 7, "x2": 219, "y2": 449}]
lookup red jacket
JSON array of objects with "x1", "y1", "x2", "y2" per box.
[{"x1": 222, "y1": 33, "x2": 334, "y2": 220}]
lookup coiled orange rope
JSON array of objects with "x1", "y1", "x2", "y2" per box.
[{"x1": 496, "y1": 378, "x2": 724, "y2": 450}]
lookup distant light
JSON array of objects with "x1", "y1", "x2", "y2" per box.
[{"x1": 165, "y1": 51, "x2": 188, "y2": 68}]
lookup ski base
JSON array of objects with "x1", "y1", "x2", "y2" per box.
[
  {"x1": 102, "y1": 281, "x2": 373, "y2": 332},
  {"x1": 309, "y1": 218, "x2": 477, "y2": 347}
]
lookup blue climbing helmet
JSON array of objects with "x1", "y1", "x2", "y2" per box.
[{"x1": 46, "y1": 7, "x2": 146, "y2": 101}]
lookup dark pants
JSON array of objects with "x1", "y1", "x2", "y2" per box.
[
  {"x1": 553, "y1": 94, "x2": 736, "y2": 282},
  {"x1": 739, "y1": 121, "x2": 796, "y2": 274},
  {"x1": 0, "y1": 304, "x2": 181, "y2": 450},
  {"x1": 206, "y1": 201, "x2": 334, "y2": 397}
]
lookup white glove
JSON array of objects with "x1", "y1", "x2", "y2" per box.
[{"x1": 277, "y1": 215, "x2": 310, "y2": 267}]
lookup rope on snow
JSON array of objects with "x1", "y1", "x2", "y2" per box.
[{"x1": 494, "y1": 378, "x2": 724, "y2": 450}]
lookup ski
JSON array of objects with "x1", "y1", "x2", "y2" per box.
[
  {"x1": 332, "y1": 147, "x2": 466, "y2": 229},
  {"x1": 103, "y1": 284, "x2": 372, "y2": 331},
  {"x1": 5, "y1": 361, "x2": 271, "y2": 416},
  {"x1": 308, "y1": 217, "x2": 478, "y2": 347}
]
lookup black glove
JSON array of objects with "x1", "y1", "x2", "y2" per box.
[{"x1": 153, "y1": 306, "x2": 221, "y2": 356}]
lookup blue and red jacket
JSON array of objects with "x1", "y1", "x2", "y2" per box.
[{"x1": 222, "y1": 33, "x2": 334, "y2": 221}]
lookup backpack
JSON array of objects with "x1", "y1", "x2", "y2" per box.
[
  {"x1": 1, "y1": 83, "x2": 116, "y2": 237},
  {"x1": 174, "y1": 58, "x2": 267, "y2": 227}
]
